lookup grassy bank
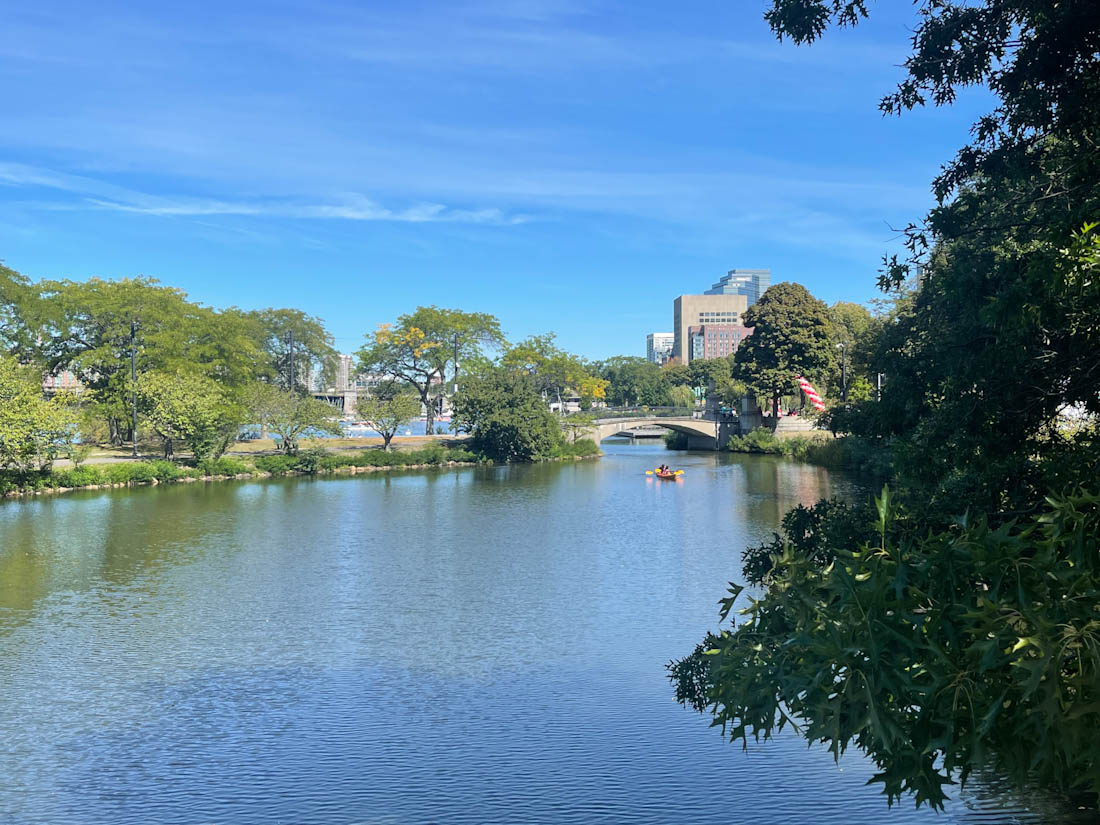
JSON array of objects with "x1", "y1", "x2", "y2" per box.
[
  {"x1": 0, "y1": 439, "x2": 600, "y2": 498},
  {"x1": 726, "y1": 429, "x2": 892, "y2": 477}
]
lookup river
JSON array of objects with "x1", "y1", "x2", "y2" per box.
[{"x1": 0, "y1": 441, "x2": 1092, "y2": 824}]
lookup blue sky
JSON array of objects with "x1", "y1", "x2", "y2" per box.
[{"x1": 0, "y1": 0, "x2": 987, "y2": 359}]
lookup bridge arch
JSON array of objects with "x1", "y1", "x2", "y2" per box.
[{"x1": 582, "y1": 417, "x2": 726, "y2": 450}]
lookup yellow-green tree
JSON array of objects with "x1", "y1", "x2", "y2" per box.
[{"x1": 358, "y1": 307, "x2": 504, "y2": 434}]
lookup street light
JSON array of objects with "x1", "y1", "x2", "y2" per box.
[
  {"x1": 130, "y1": 319, "x2": 140, "y2": 457},
  {"x1": 836, "y1": 342, "x2": 848, "y2": 403}
]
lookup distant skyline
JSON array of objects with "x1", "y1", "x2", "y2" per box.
[{"x1": 0, "y1": 0, "x2": 989, "y2": 359}]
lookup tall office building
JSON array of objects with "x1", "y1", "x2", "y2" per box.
[
  {"x1": 673, "y1": 293, "x2": 748, "y2": 362},
  {"x1": 646, "y1": 332, "x2": 674, "y2": 365},
  {"x1": 705, "y1": 268, "x2": 771, "y2": 307}
]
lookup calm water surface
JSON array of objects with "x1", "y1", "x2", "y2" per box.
[{"x1": 0, "y1": 441, "x2": 1092, "y2": 825}]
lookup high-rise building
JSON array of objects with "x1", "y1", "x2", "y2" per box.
[
  {"x1": 705, "y1": 268, "x2": 771, "y2": 307},
  {"x1": 688, "y1": 324, "x2": 753, "y2": 361},
  {"x1": 335, "y1": 354, "x2": 355, "y2": 391},
  {"x1": 673, "y1": 293, "x2": 749, "y2": 362},
  {"x1": 646, "y1": 332, "x2": 674, "y2": 365}
]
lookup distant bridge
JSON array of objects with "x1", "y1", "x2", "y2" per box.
[{"x1": 582, "y1": 416, "x2": 736, "y2": 450}]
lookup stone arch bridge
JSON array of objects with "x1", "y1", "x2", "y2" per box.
[{"x1": 581, "y1": 416, "x2": 736, "y2": 451}]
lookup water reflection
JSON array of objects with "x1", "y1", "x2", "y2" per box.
[{"x1": 0, "y1": 443, "x2": 1089, "y2": 824}]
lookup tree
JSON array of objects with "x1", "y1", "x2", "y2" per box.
[
  {"x1": 0, "y1": 262, "x2": 39, "y2": 360},
  {"x1": 500, "y1": 333, "x2": 605, "y2": 411},
  {"x1": 453, "y1": 368, "x2": 561, "y2": 461},
  {"x1": 0, "y1": 355, "x2": 77, "y2": 471},
  {"x1": 732, "y1": 282, "x2": 834, "y2": 417},
  {"x1": 597, "y1": 357, "x2": 672, "y2": 407},
  {"x1": 828, "y1": 301, "x2": 880, "y2": 400},
  {"x1": 677, "y1": 0, "x2": 1100, "y2": 809},
  {"x1": 359, "y1": 306, "x2": 504, "y2": 435},
  {"x1": 245, "y1": 308, "x2": 337, "y2": 392},
  {"x1": 669, "y1": 384, "x2": 695, "y2": 409},
  {"x1": 662, "y1": 363, "x2": 693, "y2": 387},
  {"x1": 688, "y1": 357, "x2": 732, "y2": 391},
  {"x1": 34, "y1": 277, "x2": 264, "y2": 444},
  {"x1": 138, "y1": 371, "x2": 242, "y2": 460},
  {"x1": 262, "y1": 388, "x2": 341, "y2": 454},
  {"x1": 356, "y1": 393, "x2": 421, "y2": 451}
]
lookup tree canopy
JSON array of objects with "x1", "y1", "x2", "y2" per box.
[
  {"x1": 359, "y1": 306, "x2": 504, "y2": 434},
  {"x1": 732, "y1": 282, "x2": 834, "y2": 413},
  {"x1": 674, "y1": 0, "x2": 1100, "y2": 810}
]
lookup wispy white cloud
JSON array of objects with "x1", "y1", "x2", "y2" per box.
[{"x1": 1, "y1": 162, "x2": 529, "y2": 226}]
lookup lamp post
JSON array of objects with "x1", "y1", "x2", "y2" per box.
[{"x1": 130, "y1": 319, "x2": 139, "y2": 457}]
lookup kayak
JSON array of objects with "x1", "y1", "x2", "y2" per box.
[{"x1": 650, "y1": 468, "x2": 683, "y2": 479}]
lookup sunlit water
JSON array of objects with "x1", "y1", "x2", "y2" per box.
[{"x1": 0, "y1": 441, "x2": 1092, "y2": 824}]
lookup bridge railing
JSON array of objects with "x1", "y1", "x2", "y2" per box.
[{"x1": 594, "y1": 406, "x2": 697, "y2": 419}]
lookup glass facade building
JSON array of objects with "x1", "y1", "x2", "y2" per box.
[{"x1": 704, "y1": 268, "x2": 771, "y2": 307}]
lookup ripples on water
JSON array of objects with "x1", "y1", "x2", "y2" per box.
[{"x1": 0, "y1": 442, "x2": 1093, "y2": 824}]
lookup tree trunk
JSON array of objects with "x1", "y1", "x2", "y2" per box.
[
  {"x1": 108, "y1": 416, "x2": 121, "y2": 446},
  {"x1": 382, "y1": 433, "x2": 393, "y2": 452},
  {"x1": 163, "y1": 438, "x2": 173, "y2": 459},
  {"x1": 423, "y1": 390, "x2": 435, "y2": 435}
]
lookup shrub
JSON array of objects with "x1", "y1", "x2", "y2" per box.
[
  {"x1": 728, "y1": 428, "x2": 782, "y2": 453},
  {"x1": 100, "y1": 462, "x2": 158, "y2": 484},
  {"x1": 50, "y1": 466, "x2": 105, "y2": 488},
  {"x1": 197, "y1": 456, "x2": 254, "y2": 477},
  {"x1": 254, "y1": 454, "x2": 299, "y2": 475},
  {"x1": 550, "y1": 438, "x2": 600, "y2": 458},
  {"x1": 663, "y1": 430, "x2": 691, "y2": 450}
]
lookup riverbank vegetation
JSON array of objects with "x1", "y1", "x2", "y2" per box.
[
  {"x1": 0, "y1": 444, "x2": 484, "y2": 497},
  {"x1": 726, "y1": 430, "x2": 892, "y2": 478},
  {"x1": 672, "y1": 0, "x2": 1100, "y2": 812}
]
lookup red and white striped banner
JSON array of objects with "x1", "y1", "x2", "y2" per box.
[{"x1": 795, "y1": 376, "x2": 826, "y2": 411}]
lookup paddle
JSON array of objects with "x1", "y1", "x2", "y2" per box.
[{"x1": 645, "y1": 469, "x2": 685, "y2": 476}]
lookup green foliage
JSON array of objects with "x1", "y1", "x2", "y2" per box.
[
  {"x1": 597, "y1": 356, "x2": 672, "y2": 407},
  {"x1": 549, "y1": 438, "x2": 600, "y2": 458},
  {"x1": 253, "y1": 454, "x2": 299, "y2": 475},
  {"x1": 726, "y1": 428, "x2": 785, "y2": 454},
  {"x1": 671, "y1": 490, "x2": 1100, "y2": 809},
  {"x1": 0, "y1": 356, "x2": 79, "y2": 471},
  {"x1": 356, "y1": 393, "x2": 421, "y2": 450},
  {"x1": 246, "y1": 307, "x2": 337, "y2": 392},
  {"x1": 668, "y1": 385, "x2": 696, "y2": 409},
  {"x1": 662, "y1": 430, "x2": 690, "y2": 450},
  {"x1": 261, "y1": 388, "x2": 340, "y2": 454},
  {"x1": 50, "y1": 466, "x2": 105, "y2": 488},
  {"x1": 197, "y1": 456, "x2": 253, "y2": 477},
  {"x1": 500, "y1": 333, "x2": 605, "y2": 407},
  {"x1": 32, "y1": 277, "x2": 264, "y2": 444},
  {"x1": 359, "y1": 306, "x2": 504, "y2": 434},
  {"x1": 679, "y1": 3, "x2": 1100, "y2": 805},
  {"x1": 732, "y1": 282, "x2": 834, "y2": 412},
  {"x1": 138, "y1": 370, "x2": 242, "y2": 460},
  {"x1": 453, "y1": 367, "x2": 562, "y2": 462},
  {"x1": 740, "y1": 497, "x2": 878, "y2": 587}
]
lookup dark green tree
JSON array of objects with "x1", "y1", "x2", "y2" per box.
[
  {"x1": 732, "y1": 282, "x2": 834, "y2": 416},
  {"x1": 675, "y1": 0, "x2": 1100, "y2": 808},
  {"x1": 452, "y1": 367, "x2": 561, "y2": 461}
]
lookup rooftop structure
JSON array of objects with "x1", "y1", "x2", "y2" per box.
[{"x1": 705, "y1": 268, "x2": 771, "y2": 308}]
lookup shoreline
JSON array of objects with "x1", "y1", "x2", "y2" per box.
[{"x1": 1, "y1": 452, "x2": 602, "y2": 501}]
